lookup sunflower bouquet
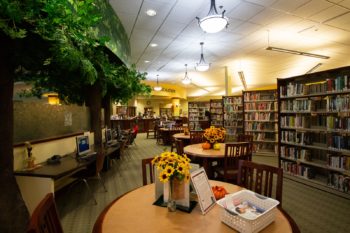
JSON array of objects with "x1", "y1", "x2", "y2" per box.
[
  {"x1": 203, "y1": 126, "x2": 226, "y2": 144},
  {"x1": 152, "y1": 151, "x2": 191, "y2": 183}
]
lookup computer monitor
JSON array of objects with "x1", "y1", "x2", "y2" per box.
[
  {"x1": 105, "y1": 128, "x2": 113, "y2": 144},
  {"x1": 76, "y1": 135, "x2": 91, "y2": 156}
]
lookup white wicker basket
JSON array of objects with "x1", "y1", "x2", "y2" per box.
[{"x1": 216, "y1": 190, "x2": 279, "y2": 233}]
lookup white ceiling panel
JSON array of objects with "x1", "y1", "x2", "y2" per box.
[
  {"x1": 109, "y1": 0, "x2": 350, "y2": 97},
  {"x1": 309, "y1": 5, "x2": 349, "y2": 23}
]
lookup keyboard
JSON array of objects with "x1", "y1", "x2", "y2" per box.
[{"x1": 78, "y1": 152, "x2": 97, "y2": 161}]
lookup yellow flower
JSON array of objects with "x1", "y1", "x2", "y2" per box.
[
  {"x1": 153, "y1": 151, "x2": 191, "y2": 183},
  {"x1": 159, "y1": 170, "x2": 170, "y2": 182}
]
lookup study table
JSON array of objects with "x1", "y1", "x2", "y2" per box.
[
  {"x1": 93, "y1": 180, "x2": 293, "y2": 233},
  {"x1": 14, "y1": 144, "x2": 120, "y2": 214},
  {"x1": 183, "y1": 142, "x2": 251, "y2": 178}
]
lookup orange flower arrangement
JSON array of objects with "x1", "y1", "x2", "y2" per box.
[{"x1": 203, "y1": 126, "x2": 226, "y2": 144}]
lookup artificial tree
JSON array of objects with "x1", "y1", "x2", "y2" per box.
[{"x1": 0, "y1": 1, "x2": 150, "y2": 232}]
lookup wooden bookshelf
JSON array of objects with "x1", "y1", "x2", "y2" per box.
[
  {"x1": 188, "y1": 101, "x2": 210, "y2": 130},
  {"x1": 223, "y1": 95, "x2": 244, "y2": 142},
  {"x1": 277, "y1": 66, "x2": 350, "y2": 197},
  {"x1": 210, "y1": 99, "x2": 223, "y2": 127},
  {"x1": 160, "y1": 108, "x2": 172, "y2": 118},
  {"x1": 243, "y1": 89, "x2": 278, "y2": 155}
]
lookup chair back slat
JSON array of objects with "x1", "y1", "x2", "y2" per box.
[
  {"x1": 237, "y1": 160, "x2": 283, "y2": 206},
  {"x1": 190, "y1": 130, "x2": 204, "y2": 144},
  {"x1": 142, "y1": 158, "x2": 154, "y2": 186},
  {"x1": 175, "y1": 139, "x2": 184, "y2": 155}
]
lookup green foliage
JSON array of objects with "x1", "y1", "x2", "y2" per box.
[{"x1": 1, "y1": 0, "x2": 151, "y2": 104}]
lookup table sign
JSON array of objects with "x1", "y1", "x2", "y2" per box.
[{"x1": 190, "y1": 167, "x2": 216, "y2": 215}]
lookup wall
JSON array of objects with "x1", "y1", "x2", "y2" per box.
[{"x1": 14, "y1": 101, "x2": 90, "y2": 143}]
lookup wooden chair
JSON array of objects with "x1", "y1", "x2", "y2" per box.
[
  {"x1": 214, "y1": 142, "x2": 251, "y2": 182},
  {"x1": 175, "y1": 138, "x2": 184, "y2": 155},
  {"x1": 237, "y1": 160, "x2": 283, "y2": 205},
  {"x1": 27, "y1": 193, "x2": 64, "y2": 233},
  {"x1": 190, "y1": 130, "x2": 204, "y2": 144},
  {"x1": 146, "y1": 121, "x2": 157, "y2": 139},
  {"x1": 142, "y1": 157, "x2": 154, "y2": 185}
]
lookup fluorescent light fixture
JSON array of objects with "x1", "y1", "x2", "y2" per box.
[
  {"x1": 305, "y1": 63, "x2": 322, "y2": 74},
  {"x1": 197, "y1": 0, "x2": 228, "y2": 33},
  {"x1": 146, "y1": 9, "x2": 157, "y2": 16},
  {"x1": 195, "y1": 42, "x2": 210, "y2": 72},
  {"x1": 238, "y1": 71, "x2": 247, "y2": 90},
  {"x1": 266, "y1": 46, "x2": 330, "y2": 59},
  {"x1": 144, "y1": 60, "x2": 150, "y2": 63},
  {"x1": 150, "y1": 43, "x2": 158, "y2": 47},
  {"x1": 154, "y1": 75, "x2": 162, "y2": 91},
  {"x1": 182, "y1": 64, "x2": 191, "y2": 85}
]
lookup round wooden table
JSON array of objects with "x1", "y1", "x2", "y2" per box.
[
  {"x1": 173, "y1": 133, "x2": 190, "y2": 140},
  {"x1": 184, "y1": 143, "x2": 226, "y2": 177},
  {"x1": 93, "y1": 180, "x2": 293, "y2": 233}
]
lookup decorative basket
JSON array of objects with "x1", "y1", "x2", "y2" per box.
[{"x1": 216, "y1": 190, "x2": 279, "y2": 233}]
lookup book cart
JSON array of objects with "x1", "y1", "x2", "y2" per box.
[
  {"x1": 277, "y1": 66, "x2": 350, "y2": 198},
  {"x1": 243, "y1": 90, "x2": 278, "y2": 155},
  {"x1": 210, "y1": 99, "x2": 224, "y2": 127},
  {"x1": 188, "y1": 101, "x2": 210, "y2": 130},
  {"x1": 223, "y1": 95, "x2": 244, "y2": 142}
]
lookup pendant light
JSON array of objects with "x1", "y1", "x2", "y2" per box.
[
  {"x1": 182, "y1": 64, "x2": 191, "y2": 85},
  {"x1": 195, "y1": 42, "x2": 210, "y2": 72},
  {"x1": 197, "y1": 0, "x2": 228, "y2": 33},
  {"x1": 154, "y1": 75, "x2": 162, "y2": 91}
]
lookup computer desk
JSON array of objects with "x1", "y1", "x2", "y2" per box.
[{"x1": 14, "y1": 144, "x2": 120, "y2": 214}]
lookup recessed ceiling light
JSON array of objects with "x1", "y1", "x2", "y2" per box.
[
  {"x1": 144, "y1": 60, "x2": 150, "y2": 63},
  {"x1": 150, "y1": 43, "x2": 158, "y2": 47},
  {"x1": 146, "y1": 9, "x2": 157, "y2": 16}
]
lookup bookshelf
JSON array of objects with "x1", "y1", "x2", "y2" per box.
[
  {"x1": 210, "y1": 99, "x2": 224, "y2": 127},
  {"x1": 160, "y1": 108, "x2": 172, "y2": 118},
  {"x1": 277, "y1": 66, "x2": 350, "y2": 197},
  {"x1": 243, "y1": 90, "x2": 278, "y2": 155},
  {"x1": 223, "y1": 95, "x2": 244, "y2": 142},
  {"x1": 188, "y1": 101, "x2": 210, "y2": 130},
  {"x1": 116, "y1": 106, "x2": 136, "y2": 117}
]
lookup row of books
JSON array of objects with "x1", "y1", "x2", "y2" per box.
[
  {"x1": 280, "y1": 99, "x2": 312, "y2": 112},
  {"x1": 224, "y1": 121, "x2": 242, "y2": 127},
  {"x1": 281, "y1": 131, "x2": 311, "y2": 145},
  {"x1": 327, "y1": 154, "x2": 350, "y2": 170},
  {"x1": 280, "y1": 146, "x2": 311, "y2": 161},
  {"x1": 327, "y1": 116, "x2": 350, "y2": 131},
  {"x1": 224, "y1": 113, "x2": 242, "y2": 120},
  {"x1": 211, "y1": 120, "x2": 222, "y2": 126},
  {"x1": 244, "y1": 102, "x2": 276, "y2": 111},
  {"x1": 249, "y1": 132, "x2": 276, "y2": 141},
  {"x1": 245, "y1": 122, "x2": 276, "y2": 131},
  {"x1": 188, "y1": 103, "x2": 210, "y2": 108},
  {"x1": 224, "y1": 105, "x2": 242, "y2": 112},
  {"x1": 281, "y1": 75, "x2": 350, "y2": 97},
  {"x1": 327, "y1": 95, "x2": 350, "y2": 112},
  {"x1": 251, "y1": 142, "x2": 278, "y2": 153},
  {"x1": 210, "y1": 102, "x2": 222, "y2": 108},
  {"x1": 188, "y1": 117, "x2": 208, "y2": 121},
  {"x1": 281, "y1": 161, "x2": 315, "y2": 179},
  {"x1": 211, "y1": 115, "x2": 222, "y2": 120},
  {"x1": 244, "y1": 92, "x2": 276, "y2": 101},
  {"x1": 328, "y1": 173, "x2": 350, "y2": 193},
  {"x1": 223, "y1": 97, "x2": 242, "y2": 105},
  {"x1": 245, "y1": 112, "x2": 275, "y2": 121},
  {"x1": 328, "y1": 135, "x2": 350, "y2": 150},
  {"x1": 210, "y1": 109, "x2": 223, "y2": 114},
  {"x1": 280, "y1": 115, "x2": 327, "y2": 128}
]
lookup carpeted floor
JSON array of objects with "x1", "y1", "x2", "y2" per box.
[{"x1": 56, "y1": 133, "x2": 350, "y2": 233}]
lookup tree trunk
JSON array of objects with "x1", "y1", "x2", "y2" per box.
[
  {"x1": 87, "y1": 82, "x2": 105, "y2": 173},
  {"x1": 102, "y1": 95, "x2": 111, "y2": 128},
  {"x1": 0, "y1": 34, "x2": 30, "y2": 233}
]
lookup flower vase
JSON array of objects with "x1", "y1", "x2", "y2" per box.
[
  {"x1": 210, "y1": 142, "x2": 215, "y2": 149},
  {"x1": 167, "y1": 179, "x2": 177, "y2": 212},
  {"x1": 167, "y1": 178, "x2": 185, "y2": 212}
]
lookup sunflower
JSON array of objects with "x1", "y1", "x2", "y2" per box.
[{"x1": 159, "y1": 170, "x2": 170, "y2": 182}]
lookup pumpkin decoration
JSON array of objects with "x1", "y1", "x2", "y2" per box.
[
  {"x1": 212, "y1": 186, "x2": 228, "y2": 200},
  {"x1": 202, "y1": 141, "x2": 211, "y2": 150}
]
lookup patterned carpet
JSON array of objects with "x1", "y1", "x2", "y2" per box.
[{"x1": 56, "y1": 133, "x2": 350, "y2": 233}]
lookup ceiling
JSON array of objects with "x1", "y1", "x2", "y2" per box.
[{"x1": 109, "y1": 0, "x2": 350, "y2": 97}]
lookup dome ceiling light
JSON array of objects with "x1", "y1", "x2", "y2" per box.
[
  {"x1": 182, "y1": 64, "x2": 191, "y2": 85},
  {"x1": 196, "y1": 0, "x2": 228, "y2": 33},
  {"x1": 195, "y1": 42, "x2": 210, "y2": 72}
]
